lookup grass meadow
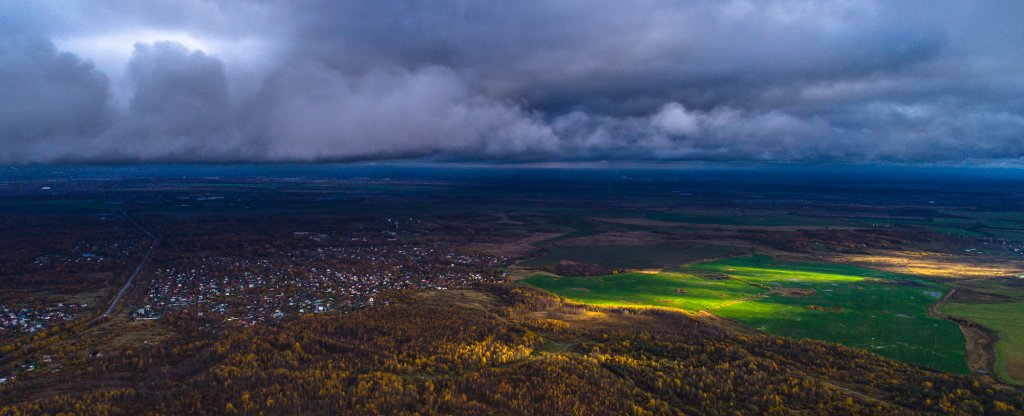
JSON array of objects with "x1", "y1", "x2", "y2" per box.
[
  {"x1": 525, "y1": 254, "x2": 968, "y2": 373},
  {"x1": 942, "y1": 278, "x2": 1024, "y2": 384}
]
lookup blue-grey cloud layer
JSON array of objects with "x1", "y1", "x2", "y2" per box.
[{"x1": 2, "y1": 1, "x2": 1023, "y2": 163}]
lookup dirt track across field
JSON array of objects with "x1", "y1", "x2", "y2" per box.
[{"x1": 930, "y1": 287, "x2": 1000, "y2": 381}]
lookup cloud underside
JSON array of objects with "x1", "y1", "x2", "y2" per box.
[{"x1": 2, "y1": 1, "x2": 1023, "y2": 164}]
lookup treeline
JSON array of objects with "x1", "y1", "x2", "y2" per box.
[
  {"x1": 1, "y1": 285, "x2": 1021, "y2": 415},
  {"x1": 745, "y1": 227, "x2": 924, "y2": 254},
  {"x1": 0, "y1": 214, "x2": 143, "y2": 292}
]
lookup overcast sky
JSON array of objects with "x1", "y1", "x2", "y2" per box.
[{"x1": 2, "y1": 1, "x2": 1023, "y2": 164}]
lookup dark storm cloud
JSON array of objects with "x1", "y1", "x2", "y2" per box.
[
  {"x1": 0, "y1": 38, "x2": 111, "y2": 163},
  {"x1": 100, "y1": 41, "x2": 243, "y2": 160},
  {"x1": 289, "y1": 1, "x2": 948, "y2": 114},
  {"x1": 247, "y1": 64, "x2": 558, "y2": 161},
  {"x1": 1, "y1": 0, "x2": 1024, "y2": 163}
]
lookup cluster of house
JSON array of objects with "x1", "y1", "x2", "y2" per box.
[
  {"x1": 976, "y1": 237, "x2": 1024, "y2": 258},
  {"x1": 131, "y1": 243, "x2": 508, "y2": 324},
  {"x1": 0, "y1": 302, "x2": 88, "y2": 341},
  {"x1": 1003, "y1": 240, "x2": 1024, "y2": 257},
  {"x1": 33, "y1": 239, "x2": 136, "y2": 267}
]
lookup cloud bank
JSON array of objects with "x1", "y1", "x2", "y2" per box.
[{"x1": 2, "y1": 1, "x2": 1024, "y2": 163}]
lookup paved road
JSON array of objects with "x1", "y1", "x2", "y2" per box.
[{"x1": 89, "y1": 213, "x2": 157, "y2": 325}]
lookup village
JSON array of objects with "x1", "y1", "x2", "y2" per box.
[
  {"x1": 0, "y1": 302, "x2": 89, "y2": 343},
  {"x1": 972, "y1": 237, "x2": 1024, "y2": 259},
  {"x1": 132, "y1": 243, "x2": 509, "y2": 325}
]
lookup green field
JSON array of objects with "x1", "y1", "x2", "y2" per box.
[
  {"x1": 0, "y1": 198, "x2": 112, "y2": 213},
  {"x1": 519, "y1": 243, "x2": 744, "y2": 270},
  {"x1": 847, "y1": 210, "x2": 1024, "y2": 240},
  {"x1": 525, "y1": 254, "x2": 968, "y2": 373},
  {"x1": 941, "y1": 280, "x2": 1024, "y2": 384},
  {"x1": 521, "y1": 272, "x2": 765, "y2": 312},
  {"x1": 642, "y1": 212, "x2": 838, "y2": 227}
]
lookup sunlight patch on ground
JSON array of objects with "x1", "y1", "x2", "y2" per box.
[{"x1": 835, "y1": 252, "x2": 1023, "y2": 279}]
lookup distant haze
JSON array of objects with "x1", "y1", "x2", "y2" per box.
[{"x1": 2, "y1": 1, "x2": 1024, "y2": 164}]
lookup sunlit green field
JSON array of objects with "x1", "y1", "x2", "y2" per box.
[
  {"x1": 525, "y1": 254, "x2": 968, "y2": 373},
  {"x1": 522, "y1": 272, "x2": 765, "y2": 312}
]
